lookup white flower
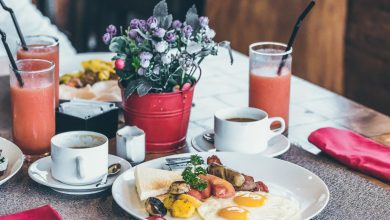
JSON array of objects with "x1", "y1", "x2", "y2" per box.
[
  {"x1": 137, "y1": 68, "x2": 145, "y2": 76},
  {"x1": 153, "y1": 65, "x2": 160, "y2": 75},
  {"x1": 161, "y1": 53, "x2": 172, "y2": 64},
  {"x1": 206, "y1": 28, "x2": 216, "y2": 39},
  {"x1": 186, "y1": 41, "x2": 202, "y2": 54},
  {"x1": 140, "y1": 59, "x2": 150, "y2": 68},
  {"x1": 155, "y1": 41, "x2": 168, "y2": 53}
]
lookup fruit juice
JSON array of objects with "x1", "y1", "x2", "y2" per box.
[
  {"x1": 249, "y1": 66, "x2": 291, "y2": 126},
  {"x1": 10, "y1": 60, "x2": 55, "y2": 158},
  {"x1": 17, "y1": 36, "x2": 59, "y2": 107}
]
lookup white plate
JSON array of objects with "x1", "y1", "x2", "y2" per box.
[
  {"x1": 28, "y1": 154, "x2": 131, "y2": 195},
  {"x1": 0, "y1": 138, "x2": 24, "y2": 186},
  {"x1": 60, "y1": 52, "x2": 114, "y2": 76},
  {"x1": 192, "y1": 129, "x2": 290, "y2": 157},
  {"x1": 112, "y1": 152, "x2": 329, "y2": 220}
]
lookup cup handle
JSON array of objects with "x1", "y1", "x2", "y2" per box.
[
  {"x1": 267, "y1": 117, "x2": 286, "y2": 138},
  {"x1": 76, "y1": 156, "x2": 86, "y2": 179}
]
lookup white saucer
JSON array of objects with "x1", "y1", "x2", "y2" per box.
[
  {"x1": 191, "y1": 129, "x2": 290, "y2": 157},
  {"x1": 28, "y1": 154, "x2": 131, "y2": 195},
  {"x1": 0, "y1": 137, "x2": 24, "y2": 186}
]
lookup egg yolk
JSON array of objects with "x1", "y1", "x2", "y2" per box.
[
  {"x1": 218, "y1": 206, "x2": 249, "y2": 220},
  {"x1": 234, "y1": 193, "x2": 266, "y2": 207}
]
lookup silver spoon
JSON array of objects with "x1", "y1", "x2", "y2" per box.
[
  {"x1": 203, "y1": 132, "x2": 214, "y2": 144},
  {"x1": 96, "y1": 163, "x2": 121, "y2": 187}
]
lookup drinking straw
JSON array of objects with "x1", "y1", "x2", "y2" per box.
[
  {"x1": 0, "y1": 0, "x2": 28, "y2": 50},
  {"x1": 0, "y1": 29, "x2": 24, "y2": 87},
  {"x1": 277, "y1": 0, "x2": 316, "y2": 75}
]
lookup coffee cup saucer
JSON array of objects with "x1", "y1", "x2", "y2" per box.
[
  {"x1": 28, "y1": 154, "x2": 131, "y2": 195},
  {"x1": 191, "y1": 129, "x2": 290, "y2": 157}
]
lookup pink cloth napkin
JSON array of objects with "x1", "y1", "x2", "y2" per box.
[
  {"x1": 308, "y1": 127, "x2": 390, "y2": 182},
  {"x1": 0, "y1": 205, "x2": 62, "y2": 220}
]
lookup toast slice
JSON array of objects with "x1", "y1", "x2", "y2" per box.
[{"x1": 134, "y1": 166, "x2": 183, "y2": 201}]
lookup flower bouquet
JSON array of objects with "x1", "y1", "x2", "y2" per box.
[{"x1": 103, "y1": 0, "x2": 232, "y2": 152}]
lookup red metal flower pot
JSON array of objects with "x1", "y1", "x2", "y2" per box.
[{"x1": 121, "y1": 86, "x2": 195, "y2": 153}]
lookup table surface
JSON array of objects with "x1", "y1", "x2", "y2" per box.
[{"x1": 0, "y1": 51, "x2": 389, "y2": 219}]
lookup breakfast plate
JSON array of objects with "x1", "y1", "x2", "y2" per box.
[
  {"x1": 112, "y1": 152, "x2": 329, "y2": 219},
  {"x1": 28, "y1": 154, "x2": 131, "y2": 195},
  {"x1": 191, "y1": 129, "x2": 290, "y2": 157},
  {"x1": 0, "y1": 137, "x2": 24, "y2": 186}
]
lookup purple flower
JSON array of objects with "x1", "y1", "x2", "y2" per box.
[
  {"x1": 199, "y1": 16, "x2": 209, "y2": 27},
  {"x1": 155, "y1": 41, "x2": 168, "y2": 53},
  {"x1": 139, "y1": 52, "x2": 153, "y2": 60},
  {"x1": 171, "y1": 20, "x2": 182, "y2": 29},
  {"x1": 102, "y1": 33, "x2": 111, "y2": 45},
  {"x1": 153, "y1": 28, "x2": 166, "y2": 38},
  {"x1": 135, "y1": 35, "x2": 144, "y2": 43},
  {"x1": 106, "y1": 24, "x2": 117, "y2": 36},
  {"x1": 128, "y1": 29, "x2": 138, "y2": 39},
  {"x1": 140, "y1": 59, "x2": 150, "y2": 68},
  {"x1": 137, "y1": 68, "x2": 145, "y2": 76},
  {"x1": 182, "y1": 25, "x2": 193, "y2": 38},
  {"x1": 147, "y1": 16, "x2": 158, "y2": 29},
  {"x1": 129, "y1": 19, "x2": 140, "y2": 29},
  {"x1": 138, "y1": 20, "x2": 147, "y2": 31},
  {"x1": 165, "y1": 32, "x2": 176, "y2": 43}
]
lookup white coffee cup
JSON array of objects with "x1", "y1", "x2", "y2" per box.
[
  {"x1": 51, "y1": 131, "x2": 108, "y2": 185},
  {"x1": 214, "y1": 107, "x2": 285, "y2": 154},
  {"x1": 116, "y1": 126, "x2": 145, "y2": 163}
]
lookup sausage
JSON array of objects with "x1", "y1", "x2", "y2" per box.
[{"x1": 199, "y1": 174, "x2": 235, "y2": 199}]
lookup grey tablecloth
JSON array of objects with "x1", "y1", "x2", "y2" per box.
[{"x1": 1, "y1": 145, "x2": 389, "y2": 220}]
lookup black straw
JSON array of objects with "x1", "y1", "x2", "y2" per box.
[
  {"x1": 0, "y1": 29, "x2": 24, "y2": 87},
  {"x1": 0, "y1": 0, "x2": 28, "y2": 51},
  {"x1": 277, "y1": 0, "x2": 316, "y2": 75}
]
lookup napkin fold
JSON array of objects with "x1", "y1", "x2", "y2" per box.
[
  {"x1": 308, "y1": 127, "x2": 390, "y2": 182},
  {"x1": 0, "y1": 205, "x2": 62, "y2": 220}
]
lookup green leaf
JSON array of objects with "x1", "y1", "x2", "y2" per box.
[
  {"x1": 124, "y1": 78, "x2": 142, "y2": 99},
  {"x1": 153, "y1": 0, "x2": 168, "y2": 17},
  {"x1": 185, "y1": 5, "x2": 200, "y2": 32},
  {"x1": 109, "y1": 36, "x2": 128, "y2": 53},
  {"x1": 137, "y1": 80, "x2": 153, "y2": 96},
  {"x1": 161, "y1": 14, "x2": 173, "y2": 29}
]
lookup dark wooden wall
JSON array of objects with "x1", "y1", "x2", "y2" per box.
[
  {"x1": 205, "y1": 0, "x2": 348, "y2": 94},
  {"x1": 345, "y1": 0, "x2": 390, "y2": 115}
]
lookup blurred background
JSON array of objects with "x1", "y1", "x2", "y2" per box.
[{"x1": 33, "y1": 0, "x2": 389, "y2": 115}]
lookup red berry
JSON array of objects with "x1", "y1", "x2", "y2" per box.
[
  {"x1": 181, "y1": 82, "x2": 192, "y2": 91},
  {"x1": 115, "y1": 59, "x2": 125, "y2": 70}
]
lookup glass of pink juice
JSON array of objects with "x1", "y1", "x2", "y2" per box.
[
  {"x1": 10, "y1": 59, "x2": 55, "y2": 161},
  {"x1": 16, "y1": 35, "x2": 59, "y2": 107},
  {"x1": 249, "y1": 42, "x2": 292, "y2": 127}
]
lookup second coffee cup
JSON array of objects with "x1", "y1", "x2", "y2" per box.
[{"x1": 214, "y1": 107, "x2": 285, "y2": 154}]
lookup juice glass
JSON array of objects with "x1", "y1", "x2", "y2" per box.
[
  {"x1": 16, "y1": 35, "x2": 59, "y2": 107},
  {"x1": 10, "y1": 59, "x2": 55, "y2": 161},
  {"x1": 249, "y1": 42, "x2": 292, "y2": 127}
]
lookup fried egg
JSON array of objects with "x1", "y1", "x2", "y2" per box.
[{"x1": 197, "y1": 191, "x2": 301, "y2": 220}]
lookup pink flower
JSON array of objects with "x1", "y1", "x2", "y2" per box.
[
  {"x1": 181, "y1": 82, "x2": 192, "y2": 91},
  {"x1": 115, "y1": 59, "x2": 125, "y2": 70}
]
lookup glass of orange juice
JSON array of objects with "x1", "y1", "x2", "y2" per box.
[
  {"x1": 249, "y1": 42, "x2": 292, "y2": 127},
  {"x1": 10, "y1": 59, "x2": 55, "y2": 161}
]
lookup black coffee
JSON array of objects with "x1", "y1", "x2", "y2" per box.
[{"x1": 226, "y1": 117, "x2": 258, "y2": 122}]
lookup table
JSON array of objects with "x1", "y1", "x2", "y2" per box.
[{"x1": 1, "y1": 51, "x2": 389, "y2": 219}]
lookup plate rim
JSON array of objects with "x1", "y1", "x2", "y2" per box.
[
  {"x1": 191, "y1": 129, "x2": 291, "y2": 158},
  {"x1": 28, "y1": 154, "x2": 131, "y2": 191},
  {"x1": 0, "y1": 137, "x2": 24, "y2": 186},
  {"x1": 112, "y1": 151, "x2": 329, "y2": 220}
]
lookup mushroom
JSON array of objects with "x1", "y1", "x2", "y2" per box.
[
  {"x1": 145, "y1": 197, "x2": 167, "y2": 217},
  {"x1": 169, "y1": 181, "x2": 190, "y2": 195}
]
